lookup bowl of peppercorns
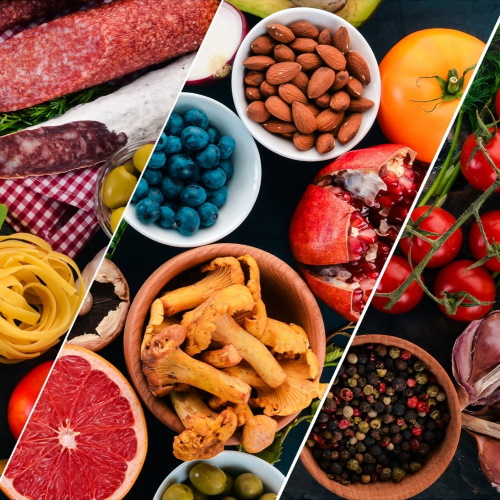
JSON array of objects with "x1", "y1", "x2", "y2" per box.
[{"x1": 301, "y1": 334, "x2": 461, "y2": 500}]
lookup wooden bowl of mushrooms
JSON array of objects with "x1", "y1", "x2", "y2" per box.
[{"x1": 123, "y1": 243, "x2": 326, "y2": 461}]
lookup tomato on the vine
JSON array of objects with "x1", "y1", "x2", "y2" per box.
[
  {"x1": 469, "y1": 210, "x2": 500, "y2": 271},
  {"x1": 460, "y1": 130, "x2": 500, "y2": 193},
  {"x1": 399, "y1": 205, "x2": 463, "y2": 268},
  {"x1": 378, "y1": 29, "x2": 484, "y2": 164},
  {"x1": 433, "y1": 259, "x2": 496, "y2": 321},
  {"x1": 8, "y1": 361, "x2": 53, "y2": 439},
  {"x1": 372, "y1": 255, "x2": 424, "y2": 314}
]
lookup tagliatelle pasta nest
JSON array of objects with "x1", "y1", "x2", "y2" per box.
[{"x1": 0, "y1": 233, "x2": 84, "y2": 363}]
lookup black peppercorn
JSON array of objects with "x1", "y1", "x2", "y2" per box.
[
  {"x1": 393, "y1": 403, "x2": 406, "y2": 416},
  {"x1": 395, "y1": 359, "x2": 408, "y2": 371},
  {"x1": 373, "y1": 401, "x2": 385, "y2": 414},
  {"x1": 393, "y1": 377, "x2": 407, "y2": 392}
]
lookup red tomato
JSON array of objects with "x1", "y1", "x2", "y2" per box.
[
  {"x1": 460, "y1": 131, "x2": 500, "y2": 193},
  {"x1": 495, "y1": 88, "x2": 500, "y2": 118},
  {"x1": 469, "y1": 210, "x2": 500, "y2": 271},
  {"x1": 8, "y1": 361, "x2": 53, "y2": 439},
  {"x1": 399, "y1": 206, "x2": 463, "y2": 268},
  {"x1": 372, "y1": 255, "x2": 424, "y2": 314},
  {"x1": 433, "y1": 259, "x2": 496, "y2": 321}
]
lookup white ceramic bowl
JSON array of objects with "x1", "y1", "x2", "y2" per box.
[
  {"x1": 153, "y1": 451, "x2": 285, "y2": 500},
  {"x1": 124, "y1": 92, "x2": 261, "y2": 247},
  {"x1": 231, "y1": 7, "x2": 381, "y2": 162}
]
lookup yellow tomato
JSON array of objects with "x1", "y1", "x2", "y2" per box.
[{"x1": 377, "y1": 29, "x2": 485, "y2": 164}]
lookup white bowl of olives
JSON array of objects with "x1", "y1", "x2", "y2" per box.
[{"x1": 154, "y1": 451, "x2": 285, "y2": 500}]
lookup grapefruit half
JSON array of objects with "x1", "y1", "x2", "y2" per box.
[{"x1": 1, "y1": 345, "x2": 147, "y2": 500}]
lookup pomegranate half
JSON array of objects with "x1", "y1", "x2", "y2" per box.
[{"x1": 289, "y1": 144, "x2": 422, "y2": 322}]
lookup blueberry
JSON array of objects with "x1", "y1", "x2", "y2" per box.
[
  {"x1": 201, "y1": 167, "x2": 226, "y2": 189},
  {"x1": 181, "y1": 126, "x2": 209, "y2": 151},
  {"x1": 196, "y1": 144, "x2": 220, "y2": 169},
  {"x1": 142, "y1": 168, "x2": 162, "y2": 186},
  {"x1": 165, "y1": 113, "x2": 184, "y2": 136},
  {"x1": 206, "y1": 185, "x2": 228, "y2": 208},
  {"x1": 135, "y1": 198, "x2": 161, "y2": 223},
  {"x1": 132, "y1": 178, "x2": 149, "y2": 203},
  {"x1": 197, "y1": 202, "x2": 219, "y2": 227},
  {"x1": 191, "y1": 162, "x2": 202, "y2": 183},
  {"x1": 163, "y1": 135, "x2": 183, "y2": 156},
  {"x1": 176, "y1": 206, "x2": 200, "y2": 236},
  {"x1": 156, "y1": 133, "x2": 168, "y2": 150},
  {"x1": 147, "y1": 187, "x2": 164, "y2": 205},
  {"x1": 148, "y1": 151, "x2": 166, "y2": 169},
  {"x1": 160, "y1": 176, "x2": 185, "y2": 199},
  {"x1": 219, "y1": 159, "x2": 234, "y2": 181},
  {"x1": 158, "y1": 206, "x2": 176, "y2": 228},
  {"x1": 206, "y1": 125, "x2": 221, "y2": 145},
  {"x1": 218, "y1": 136, "x2": 236, "y2": 159},
  {"x1": 180, "y1": 184, "x2": 207, "y2": 208},
  {"x1": 163, "y1": 200, "x2": 178, "y2": 212},
  {"x1": 184, "y1": 108, "x2": 209, "y2": 129},
  {"x1": 167, "y1": 154, "x2": 195, "y2": 179}
]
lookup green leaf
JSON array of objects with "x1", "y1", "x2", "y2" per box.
[
  {"x1": 325, "y1": 344, "x2": 344, "y2": 367},
  {"x1": 0, "y1": 204, "x2": 7, "y2": 229}
]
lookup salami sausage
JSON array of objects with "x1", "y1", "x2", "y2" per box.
[
  {"x1": 0, "y1": 121, "x2": 127, "y2": 178},
  {"x1": 0, "y1": 0, "x2": 219, "y2": 112},
  {"x1": 0, "y1": 0, "x2": 84, "y2": 32}
]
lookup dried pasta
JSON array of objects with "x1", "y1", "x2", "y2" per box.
[{"x1": 0, "y1": 233, "x2": 84, "y2": 363}]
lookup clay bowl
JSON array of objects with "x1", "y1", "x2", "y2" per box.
[
  {"x1": 300, "y1": 334, "x2": 461, "y2": 500},
  {"x1": 123, "y1": 243, "x2": 326, "y2": 444}
]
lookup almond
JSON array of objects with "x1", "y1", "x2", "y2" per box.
[
  {"x1": 260, "y1": 80, "x2": 278, "y2": 98},
  {"x1": 274, "y1": 44, "x2": 296, "y2": 63},
  {"x1": 267, "y1": 23, "x2": 295, "y2": 43},
  {"x1": 348, "y1": 96, "x2": 375, "y2": 112},
  {"x1": 345, "y1": 76, "x2": 364, "y2": 97},
  {"x1": 332, "y1": 26, "x2": 350, "y2": 54},
  {"x1": 293, "y1": 131, "x2": 316, "y2": 151},
  {"x1": 247, "y1": 101, "x2": 270, "y2": 123},
  {"x1": 289, "y1": 37, "x2": 318, "y2": 53},
  {"x1": 314, "y1": 92, "x2": 331, "y2": 109},
  {"x1": 316, "y1": 45, "x2": 346, "y2": 71},
  {"x1": 315, "y1": 133, "x2": 335, "y2": 154},
  {"x1": 262, "y1": 119, "x2": 297, "y2": 134},
  {"x1": 308, "y1": 67, "x2": 335, "y2": 99},
  {"x1": 330, "y1": 90, "x2": 350, "y2": 111},
  {"x1": 306, "y1": 103, "x2": 321, "y2": 117},
  {"x1": 278, "y1": 83, "x2": 307, "y2": 105},
  {"x1": 266, "y1": 62, "x2": 301, "y2": 85},
  {"x1": 246, "y1": 86, "x2": 262, "y2": 101},
  {"x1": 296, "y1": 53, "x2": 323, "y2": 72},
  {"x1": 330, "y1": 70, "x2": 349, "y2": 91},
  {"x1": 337, "y1": 113, "x2": 363, "y2": 144},
  {"x1": 317, "y1": 28, "x2": 332, "y2": 46},
  {"x1": 346, "y1": 50, "x2": 371, "y2": 84},
  {"x1": 243, "y1": 55, "x2": 275, "y2": 71},
  {"x1": 244, "y1": 71, "x2": 265, "y2": 87},
  {"x1": 250, "y1": 35, "x2": 276, "y2": 55},
  {"x1": 265, "y1": 95, "x2": 292, "y2": 122},
  {"x1": 292, "y1": 101, "x2": 317, "y2": 134},
  {"x1": 291, "y1": 71, "x2": 310, "y2": 94},
  {"x1": 288, "y1": 21, "x2": 319, "y2": 39},
  {"x1": 316, "y1": 109, "x2": 344, "y2": 132}
]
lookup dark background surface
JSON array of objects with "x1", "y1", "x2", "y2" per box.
[{"x1": 1, "y1": 0, "x2": 500, "y2": 499}]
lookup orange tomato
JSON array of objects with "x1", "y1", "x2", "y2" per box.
[{"x1": 377, "y1": 29, "x2": 485, "y2": 164}]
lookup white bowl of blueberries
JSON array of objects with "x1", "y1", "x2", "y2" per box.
[{"x1": 124, "y1": 92, "x2": 262, "y2": 247}]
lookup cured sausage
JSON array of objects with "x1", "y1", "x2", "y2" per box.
[
  {"x1": 0, "y1": 121, "x2": 127, "y2": 178},
  {"x1": 0, "y1": 0, "x2": 84, "y2": 32},
  {"x1": 0, "y1": 0, "x2": 220, "y2": 112}
]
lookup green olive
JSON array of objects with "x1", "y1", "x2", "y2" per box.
[
  {"x1": 102, "y1": 165, "x2": 137, "y2": 209},
  {"x1": 186, "y1": 482, "x2": 208, "y2": 500},
  {"x1": 233, "y1": 473, "x2": 264, "y2": 500},
  {"x1": 221, "y1": 497, "x2": 238, "y2": 500},
  {"x1": 221, "y1": 472, "x2": 234, "y2": 496},
  {"x1": 189, "y1": 463, "x2": 226, "y2": 496},
  {"x1": 133, "y1": 143, "x2": 154, "y2": 172},
  {"x1": 259, "y1": 494, "x2": 277, "y2": 500},
  {"x1": 162, "y1": 483, "x2": 194, "y2": 500}
]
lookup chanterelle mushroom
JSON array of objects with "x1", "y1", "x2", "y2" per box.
[
  {"x1": 141, "y1": 324, "x2": 251, "y2": 405},
  {"x1": 260, "y1": 319, "x2": 310, "y2": 357},
  {"x1": 170, "y1": 389, "x2": 238, "y2": 461},
  {"x1": 241, "y1": 414, "x2": 278, "y2": 454}
]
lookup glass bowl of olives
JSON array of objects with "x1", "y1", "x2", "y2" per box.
[
  {"x1": 94, "y1": 140, "x2": 154, "y2": 238},
  {"x1": 153, "y1": 451, "x2": 284, "y2": 500}
]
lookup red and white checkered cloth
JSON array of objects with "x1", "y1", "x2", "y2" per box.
[{"x1": 0, "y1": 0, "x2": 111, "y2": 258}]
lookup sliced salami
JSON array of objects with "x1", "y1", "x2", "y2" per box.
[
  {"x1": 0, "y1": 0, "x2": 219, "y2": 112},
  {"x1": 0, "y1": 121, "x2": 127, "y2": 178}
]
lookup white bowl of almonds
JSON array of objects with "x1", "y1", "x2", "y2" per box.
[{"x1": 231, "y1": 7, "x2": 381, "y2": 162}]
